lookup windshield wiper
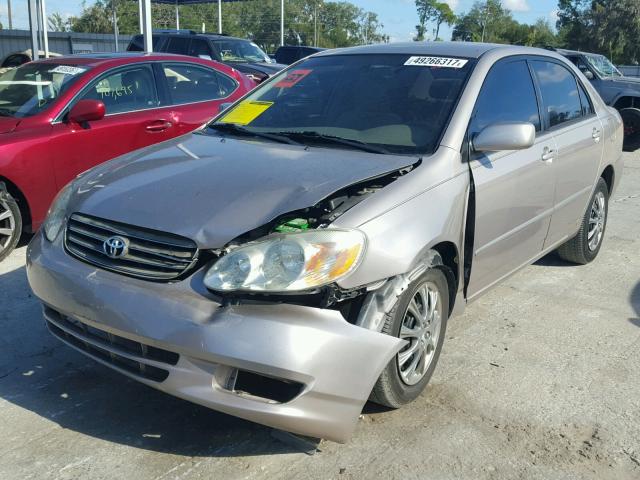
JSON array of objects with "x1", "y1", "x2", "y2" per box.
[
  {"x1": 207, "y1": 123, "x2": 302, "y2": 146},
  {"x1": 274, "y1": 131, "x2": 390, "y2": 154},
  {"x1": 0, "y1": 107, "x2": 14, "y2": 117}
]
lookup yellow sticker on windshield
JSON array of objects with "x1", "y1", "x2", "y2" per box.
[{"x1": 219, "y1": 100, "x2": 274, "y2": 125}]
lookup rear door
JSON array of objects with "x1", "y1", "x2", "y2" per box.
[
  {"x1": 50, "y1": 64, "x2": 178, "y2": 188},
  {"x1": 466, "y1": 58, "x2": 557, "y2": 299},
  {"x1": 157, "y1": 61, "x2": 241, "y2": 134},
  {"x1": 529, "y1": 60, "x2": 604, "y2": 247}
]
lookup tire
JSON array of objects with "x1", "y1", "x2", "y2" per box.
[
  {"x1": 620, "y1": 107, "x2": 640, "y2": 152},
  {"x1": 557, "y1": 178, "x2": 608, "y2": 265},
  {"x1": 0, "y1": 190, "x2": 22, "y2": 262},
  {"x1": 370, "y1": 268, "x2": 449, "y2": 408}
]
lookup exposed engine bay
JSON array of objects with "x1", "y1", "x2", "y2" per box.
[{"x1": 213, "y1": 161, "x2": 421, "y2": 317}]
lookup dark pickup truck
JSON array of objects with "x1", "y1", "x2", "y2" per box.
[{"x1": 557, "y1": 48, "x2": 640, "y2": 151}]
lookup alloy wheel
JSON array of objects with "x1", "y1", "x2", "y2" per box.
[
  {"x1": 588, "y1": 191, "x2": 606, "y2": 251},
  {"x1": 0, "y1": 198, "x2": 16, "y2": 255},
  {"x1": 397, "y1": 281, "x2": 442, "y2": 386}
]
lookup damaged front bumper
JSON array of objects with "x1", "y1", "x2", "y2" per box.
[{"x1": 26, "y1": 233, "x2": 403, "y2": 443}]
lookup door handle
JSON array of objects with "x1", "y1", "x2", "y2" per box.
[
  {"x1": 145, "y1": 120, "x2": 173, "y2": 132},
  {"x1": 541, "y1": 147, "x2": 555, "y2": 162},
  {"x1": 592, "y1": 128, "x2": 602, "y2": 142}
]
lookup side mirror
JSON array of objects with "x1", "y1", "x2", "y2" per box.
[
  {"x1": 583, "y1": 70, "x2": 594, "y2": 80},
  {"x1": 68, "y1": 99, "x2": 105, "y2": 125},
  {"x1": 473, "y1": 122, "x2": 536, "y2": 152},
  {"x1": 219, "y1": 102, "x2": 233, "y2": 113}
]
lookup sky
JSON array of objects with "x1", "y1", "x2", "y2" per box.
[
  {"x1": 348, "y1": 0, "x2": 561, "y2": 42},
  {"x1": 1, "y1": 0, "x2": 561, "y2": 41}
]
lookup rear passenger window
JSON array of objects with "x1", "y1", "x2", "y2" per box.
[
  {"x1": 577, "y1": 81, "x2": 594, "y2": 116},
  {"x1": 165, "y1": 37, "x2": 190, "y2": 55},
  {"x1": 531, "y1": 61, "x2": 583, "y2": 128},
  {"x1": 162, "y1": 63, "x2": 237, "y2": 104},
  {"x1": 471, "y1": 60, "x2": 541, "y2": 135},
  {"x1": 78, "y1": 66, "x2": 158, "y2": 115},
  {"x1": 189, "y1": 39, "x2": 212, "y2": 60}
]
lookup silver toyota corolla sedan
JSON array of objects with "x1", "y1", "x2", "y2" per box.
[{"x1": 27, "y1": 42, "x2": 624, "y2": 443}]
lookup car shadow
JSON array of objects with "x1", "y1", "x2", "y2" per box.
[
  {"x1": 0, "y1": 265, "x2": 304, "y2": 457},
  {"x1": 533, "y1": 251, "x2": 575, "y2": 267}
]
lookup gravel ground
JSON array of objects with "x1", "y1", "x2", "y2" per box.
[{"x1": 0, "y1": 151, "x2": 638, "y2": 480}]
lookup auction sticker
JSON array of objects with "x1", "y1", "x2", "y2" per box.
[
  {"x1": 275, "y1": 69, "x2": 312, "y2": 88},
  {"x1": 49, "y1": 65, "x2": 87, "y2": 75},
  {"x1": 404, "y1": 56, "x2": 468, "y2": 68},
  {"x1": 219, "y1": 100, "x2": 274, "y2": 125}
]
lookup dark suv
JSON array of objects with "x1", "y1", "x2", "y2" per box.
[
  {"x1": 557, "y1": 48, "x2": 640, "y2": 150},
  {"x1": 128, "y1": 30, "x2": 286, "y2": 83},
  {"x1": 274, "y1": 46, "x2": 327, "y2": 65}
]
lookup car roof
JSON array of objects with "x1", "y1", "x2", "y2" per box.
[
  {"x1": 28, "y1": 52, "x2": 212, "y2": 68},
  {"x1": 314, "y1": 41, "x2": 558, "y2": 59},
  {"x1": 149, "y1": 31, "x2": 249, "y2": 42}
]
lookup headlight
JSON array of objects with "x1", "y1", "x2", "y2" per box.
[
  {"x1": 43, "y1": 180, "x2": 76, "y2": 242},
  {"x1": 204, "y1": 229, "x2": 366, "y2": 292}
]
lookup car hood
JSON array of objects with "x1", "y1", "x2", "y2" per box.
[
  {"x1": 604, "y1": 76, "x2": 640, "y2": 87},
  {"x1": 230, "y1": 61, "x2": 286, "y2": 76},
  {"x1": 0, "y1": 117, "x2": 20, "y2": 134},
  {"x1": 71, "y1": 133, "x2": 415, "y2": 248}
]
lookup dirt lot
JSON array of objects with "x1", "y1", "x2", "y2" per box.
[{"x1": 1, "y1": 151, "x2": 638, "y2": 480}]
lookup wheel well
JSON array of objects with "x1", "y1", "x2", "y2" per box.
[
  {"x1": 431, "y1": 241, "x2": 459, "y2": 315},
  {"x1": 601, "y1": 165, "x2": 615, "y2": 195},
  {"x1": 0, "y1": 176, "x2": 32, "y2": 231},
  {"x1": 613, "y1": 96, "x2": 640, "y2": 110}
]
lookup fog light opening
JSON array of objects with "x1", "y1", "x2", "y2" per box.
[{"x1": 229, "y1": 369, "x2": 304, "y2": 404}]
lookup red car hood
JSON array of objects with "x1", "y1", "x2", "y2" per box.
[{"x1": 0, "y1": 117, "x2": 20, "y2": 134}]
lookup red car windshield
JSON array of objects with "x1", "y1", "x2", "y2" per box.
[{"x1": 0, "y1": 63, "x2": 90, "y2": 118}]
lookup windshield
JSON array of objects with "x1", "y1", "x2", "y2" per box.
[
  {"x1": 585, "y1": 54, "x2": 622, "y2": 77},
  {"x1": 213, "y1": 39, "x2": 272, "y2": 63},
  {"x1": 0, "y1": 63, "x2": 89, "y2": 117},
  {"x1": 209, "y1": 53, "x2": 473, "y2": 155}
]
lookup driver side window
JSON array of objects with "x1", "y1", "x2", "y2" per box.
[{"x1": 471, "y1": 59, "x2": 541, "y2": 136}]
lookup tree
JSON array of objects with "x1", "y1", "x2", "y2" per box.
[
  {"x1": 67, "y1": 0, "x2": 387, "y2": 52},
  {"x1": 414, "y1": 0, "x2": 455, "y2": 41},
  {"x1": 557, "y1": 0, "x2": 640, "y2": 63},
  {"x1": 451, "y1": 0, "x2": 560, "y2": 47},
  {"x1": 48, "y1": 12, "x2": 69, "y2": 32},
  {"x1": 451, "y1": 0, "x2": 511, "y2": 43},
  {"x1": 415, "y1": 0, "x2": 437, "y2": 41}
]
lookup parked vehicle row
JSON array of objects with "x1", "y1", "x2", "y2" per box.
[
  {"x1": 555, "y1": 47, "x2": 640, "y2": 151},
  {"x1": 24, "y1": 42, "x2": 623, "y2": 442},
  {"x1": 0, "y1": 53, "x2": 255, "y2": 261},
  {"x1": 127, "y1": 30, "x2": 287, "y2": 84}
]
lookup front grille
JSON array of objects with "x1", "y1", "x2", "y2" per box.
[
  {"x1": 64, "y1": 213, "x2": 198, "y2": 281},
  {"x1": 45, "y1": 306, "x2": 178, "y2": 383}
]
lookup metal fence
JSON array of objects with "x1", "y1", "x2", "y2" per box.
[
  {"x1": 0, "y1": 30, "x2": 133, "y2": 59},
  {"x1": 618, "y1": 65, "x2": 640, "y2": 78}
]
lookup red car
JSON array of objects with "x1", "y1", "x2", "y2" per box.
[{"x1": 0, "y1": 53, "x2": 255, "y2": 260}]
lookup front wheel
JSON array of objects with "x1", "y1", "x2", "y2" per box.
[
  {"x1": 369, "y1": 268, "x2": 449, "y2": 408},
  {"x1": 557, "y1": 177, "x2": 608, "y2": 265},
  {"x1": 0, "y1": 191, "x2": 22, "y2": 262}
]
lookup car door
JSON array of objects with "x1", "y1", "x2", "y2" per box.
[
  {"x1": 466, "y1": 58, "x2": 557, "y2": 300},
  {"x1": 529, "y1": 60, "x2": 604, "y2": 247},
  {"x1": 158, "y1": 61, "x2": 241, "y2": 134},
  {"x1": 50, "y1": 63, "x2": 178, "y2": 189}
]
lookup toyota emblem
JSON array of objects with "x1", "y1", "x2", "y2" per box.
[{"x1": 103, "y1": 236, "x2": 129, "y2": 258}]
